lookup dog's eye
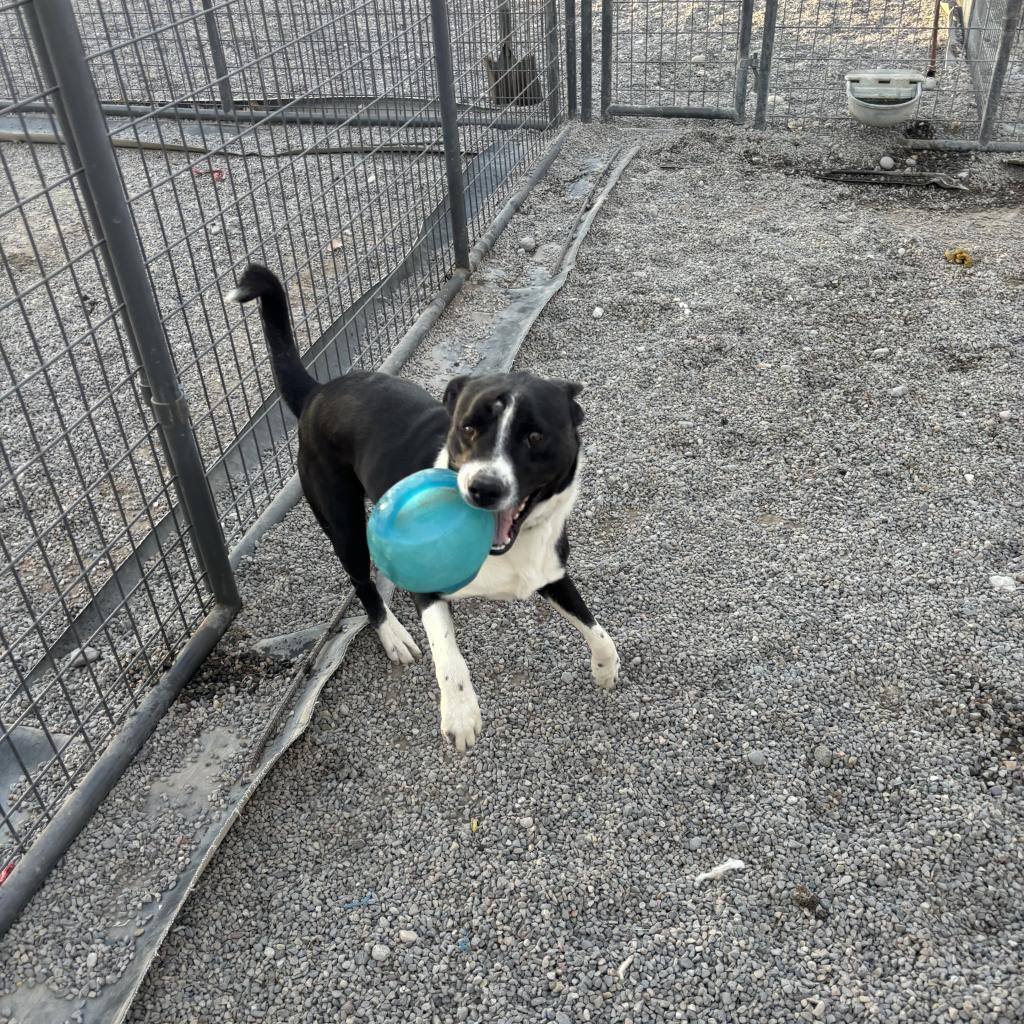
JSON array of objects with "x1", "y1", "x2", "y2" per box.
[
  {"x1": 461, "y1": 423, "x2": 477, "y2": 441},
  {"x1": 526, "y1": 431, "x2": 544, "y2": 447}
]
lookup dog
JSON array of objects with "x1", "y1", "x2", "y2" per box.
[{"x1": 228, "y1": 264, "x2": 619, "y2": 750}]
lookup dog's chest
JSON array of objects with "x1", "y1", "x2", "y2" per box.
[{"x1": 449, "y1": 513, "x2": 565, "y2": 602}]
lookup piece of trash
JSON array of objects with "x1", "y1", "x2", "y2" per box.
[
  {"x1": 819, "y1": 168, "x2": 967, "y2": 191},
  {"x1": 457, "y1": 934, "x2": 471, "y2": 952},
  {"x1": 889, "y1": 384, "x2": 908, "y2": 398},
  {"x1": 469, "y1": 817, "x2": 479, "y2": 834},
  {"x1": 192, "y1": 167, "x2": 225, "y2": 182},
  {"x1": 340, "y1": 892, "x2": 377, "y2": 910},
  {"x1": 695, "y1": 857, "x2": 746, "y2": 884},
  {"x1": 792, "y1": 884, "x2": 830, "y2": 919},
  {"x1": 989, "y1": 575, "x2": 1017, "y2": 594},
  {"x1": 616, "y1": 953, "x2": 635, "y2": 980},
  {"x1": 944, "y1": 248, "x2": 974, "y2": 268},
  {"x1": 328, "y1": 238, "x2": 344, "y2": 252},
  {"x1": 0, "y1": 860, "x2": 14, "y2": 886}
]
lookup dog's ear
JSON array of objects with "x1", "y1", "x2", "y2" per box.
[
  {"x1": 442, "y1": 375, "x2": 470, "y2": 415},
  {"x1": 559, "y1": 379, "x2": 585, "y2": 427}
]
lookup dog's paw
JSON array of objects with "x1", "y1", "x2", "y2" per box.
[
  {"x1": 375, "y1": 608, "x2": 422, "y2": 665},
  {"x1": 440, "y1": 688, "x2": 482, "y2": 753},
  {"x1": 590, "y1": 628, "x2": 620, "y2": 691}
]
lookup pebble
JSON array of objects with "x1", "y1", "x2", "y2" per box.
[
  {"x1": 263, "y1": 947, "x2": 275, "y2": 959},
  {"x1": 592, "y1": 306, "x2": 604, "y2": 319},
  {"x1": 398, "y1": 930, "x2": 419, "y2": 944},
  {"x1": 68, "y1": 646, "x2": 101, "y2": 668},
  {"x1": 86, "y1": 952, "x2": 97, "y2": 969},
  {"x1": 519, "y1": 235, "x2": 537, "y2": 253},
  {"x1": 687, "y1": 837, "x2": 704, "y2": 851},
  {"x1": 746, "y1": 749, "x2": 767, "y2": 767},
  {"x1": 813, "y1": 745, "x2": 833, "y2": 768},
  {"x1": 879, "y1": 155, "x2": 896, "y2": 170},
  {"x1": 889, "y1": 384, "x2": 908, "y2": 397},
  {"x1": 871, "y1": 347, "x2": 890, "y2": 359},
  {"x1": 998, "y1": 410, "x2": 1012, "y2": 420},
  {"x1": 370, "y1": 943, "x2": 391, "y2": 962},
  {"x1": 519, "y1": 816, "x2": 534, "y2": 828},
  {"x1": 691, "y1": 54, "x2": 706, "y2": 65},
  {"x1": 989, "y1": 575, "x2": 1017, "y2": 593}
]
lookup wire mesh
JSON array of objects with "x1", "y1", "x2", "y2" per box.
[{"x1": 1, "y1": 0, "x2": 562, "y2": 879}]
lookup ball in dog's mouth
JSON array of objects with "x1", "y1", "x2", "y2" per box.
[{"x1": 490, "y1": 492, "x2": 538, "y2": 555}]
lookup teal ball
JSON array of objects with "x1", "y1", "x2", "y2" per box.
[{"x1": 367, "y1": 468, "x2": 494, "y2": 594}]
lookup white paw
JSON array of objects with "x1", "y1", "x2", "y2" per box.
[
  {"x1": 439, "y1": 687, "x2": 482, "y2": 753},
  {"x1": 591, "y1": 630, "x2": 620, "y2": 691},
  {"x1": 375, "y1": 608, "x2": 422, "y2": 665}
]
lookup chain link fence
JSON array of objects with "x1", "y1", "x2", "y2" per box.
[
  {"x1": 1, "y1": 0, "x2": 565, "y2": 928},
  {"x1": 598, "y1": 0, "x2": 1024, "y2": 147}
]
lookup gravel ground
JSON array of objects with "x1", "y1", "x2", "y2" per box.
[
  {"x1": 2, "y1": 119, "x2": 1022, "y2": 1022},
  {"x1": 107, "y1": 120, "x2": 1021, "y2": 1022}
]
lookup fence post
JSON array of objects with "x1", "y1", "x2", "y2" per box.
[
  {"x1": 734, "y1": 0, "x2": 754, "y2": 122},
  {"x1": 565, "y1": 0, "x2": 577, "y2": 118},
  {"x1": 753, "y1": 0, "x2": 778, "y2": 128},
  {"x1": 545, "y1": 0, "x2": 561, "y2": 126},
  {"x1": 428, "y1": 0, "x2": 470, "y2": 269},
  {"x1": 580, "y1": 0, "x2": 592, "y2": 121},
  {"x1": 978, "y1": 0, "x2": 1023, "y2": 145},
  {"x1": 600, "y1": 0, "x2": 612, "y2": 118},
  {"x1": 201, "y1": 0, "x2": 235, "y2": 115},
  {"x1": 26, "y1": 0, "x2": 240, "y2": 611}
]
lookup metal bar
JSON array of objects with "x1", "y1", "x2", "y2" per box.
[
  {"x1": 565, "y1": 0, "x2": 577, "y2": 119},
  {"x1": 978, "y1": 0, "x2": 1023, "y2": 146},
  {"x1": 201, "y1": 0, "x2": 235, "y2": 115},
  {"x1": 580, "y1": 0, "x2": 592, "y2": 122},
  {"x1": 28, "y1": 0, "x2": 240, "y2": 610},
  {"x1": 600, "y1": 0, "x2": 612, "y2": 118},
  {"x1": 0, "y1": 603, "x2": 237, "y2": 937},
  {"x1": 0, "y1": 97, "x2": 543, "y2": 133},
  {"x1": 753, "y1": 0, "x2": 779, "y2": 129},
  {"x1": 545, "y1": 0, "x2": 561, "y2": 127},
  {"x1": 734, "y1": 0, "x2": 754, "y2": 123},
  {"x1": 904, "y1": 137, "x2": 1024, "y2": 152},
  {"x1": 606, "y1": 103, "x2": 737, "y2": 119},
  {"x1": 428, "y1": 0, "x2": 470, "y2": 269}
]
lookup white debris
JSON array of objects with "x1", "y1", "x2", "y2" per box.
[
  {"x1": 616, "y1": 953, "x2": 635, "y2": 980},
  {"x1": 68, "y1": 646, "x2": 101, "y2": 669},
  {"x1": 989, "y1": 575, "x2": 1017, "y2": 594},
  {"x1": 592, "y1": 306, "x2": 604, "y2": 319},
  {"x1": 695, "y1": 857, "x2": 746, "y2": 884}
]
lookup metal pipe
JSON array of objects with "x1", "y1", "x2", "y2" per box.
[
  {"x1": 904, "y1": 136, "x2": 1024, "y2": 152},
  {"x1": 28, "y1": 0, "x2": 240, "y2": 610},
  {"x1": 580, "y1": 0, "x2": 592, "y2": 122},
  {"x1": 753, "y1": 0, "x2": 779, "y2": 129},
  {"x1": 979, "y1": 0, "x2": 1023, "y2": 146},
  {"x1": 201, "y1": 0, "x2": 235, "y2": 114},
  {"x1": 227, "y1": 126, "x2": 572, "y2": 570},
  {"x1": 600, "y1": 0, "x2": 612, "y2": 118},
  {"x1": 606, "y1": 102, "x2": 736, "y2": 119},
  {"x1": 545, "y1": 0, "x2": 562, "y2": 127},
  {"x1": 428, "y1": 0, "x2": 470, "y2": 269},
  {"x1": 0, "y1": 603, "x2": 237, "y2": 937},
  {"x1": 565, "y1": 0, "x2": 577, "y2": 118},
  {"x1": 734, "y1": 0, "x2": 755, "y2": 123}
]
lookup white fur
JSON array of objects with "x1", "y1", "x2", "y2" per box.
[
  {"x1": 374, "y1": 606, "x2": 421, "y2": 665},
  {"x1": 546, "y1": 603, "x2": 620, "y2": 690},
  {"x1": 456, "y1": 397, "x2": 517, "y2": 507},
  {"x1": 421, "y1": 602, "x2": 481, "y2": 751},
  {"x1": 224, "y1": 286, "x2": 243, "y2": 303}
]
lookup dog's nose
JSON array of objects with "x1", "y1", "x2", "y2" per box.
[{"x1": 466, "y1": 474, "x2": 507, "y2": 509}]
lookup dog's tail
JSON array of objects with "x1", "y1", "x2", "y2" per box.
[{"x1": 226, "y1": 264, "x2": 318, "y2": 418}]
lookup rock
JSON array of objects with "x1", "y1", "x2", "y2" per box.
[
  {"x1": 871, "y1": 347, "x2": 890, "y2": 359},
  {"x1": 889, "y1": 384, "x2": 908, "y2": 397},
  {"x1": 398, "y1": 930, "x2": 418, "y2": 945},
  {"x1": 592, "y1": 306, "x2": 604, "y2": 319},
  {"x1": 687, "y1": 836, "x2": 704, "y2": 851},
  {"x1": 746, "y1": 749, "x2": 767, "y2": 767},
  {"x1": 370, "y1": 943, "x2": 391, "y2": 962},
  {"x1": 989, "y1": 575, "x2": 1017, "y2": 593},
  {"x1": 263, "y1": 946, "x2": 275, "y2": 959},
  {"x1": 879, "y1": 155, "x2": 896, "y2": 170},
  {"x1": 998, "y1": 410, "x2": 1013, "y2": 421},
  {"x1": 518, "y1": 816, "x2": 534, "y2": 828},
  {"x1": 813, "y1": 745, "x2": 833, "y2": 767},
  {"x1": 691, "y1": 54, "x2": 707, "y2": 65},
  {"x1": 519, "y1": 235, "x2": 537, "y2": 253},
  {"x1": 68, "y1": 647, "x2": 101, "y2": 669},
  {"x1": 86, "y1": 952, "x2": 98, "y2": 969},
  {"x1": 792, "y1": 884, "x2": 830, "y2": 919}
]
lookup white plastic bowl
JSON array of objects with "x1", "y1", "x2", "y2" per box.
[{"x1": 845, "y1": 69, "x2": 925, "y2": 127}]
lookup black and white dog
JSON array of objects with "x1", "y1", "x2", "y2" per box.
[{"x1": 228, "y1": 265, "x2": 619, "y2": 750}]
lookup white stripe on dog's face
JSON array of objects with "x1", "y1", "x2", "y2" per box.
[{"x1": 457, "y1": 397, "x2": 518, "y2": 510}]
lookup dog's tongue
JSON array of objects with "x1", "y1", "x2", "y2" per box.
[{"x1": 494, "y1": 509, "x2": 515, "y2": 548}]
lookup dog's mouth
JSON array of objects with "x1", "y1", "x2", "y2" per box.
[{"x1": 490, "y1": 491, "x2": 539, "y2": 555}]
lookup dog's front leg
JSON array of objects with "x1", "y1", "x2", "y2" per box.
[
  {"x1": 414, "y1": 596, "x2": 482, "y2": 751},
  {"x1": 540, "y1": 575, "x2": 620, "y2": 691}
]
